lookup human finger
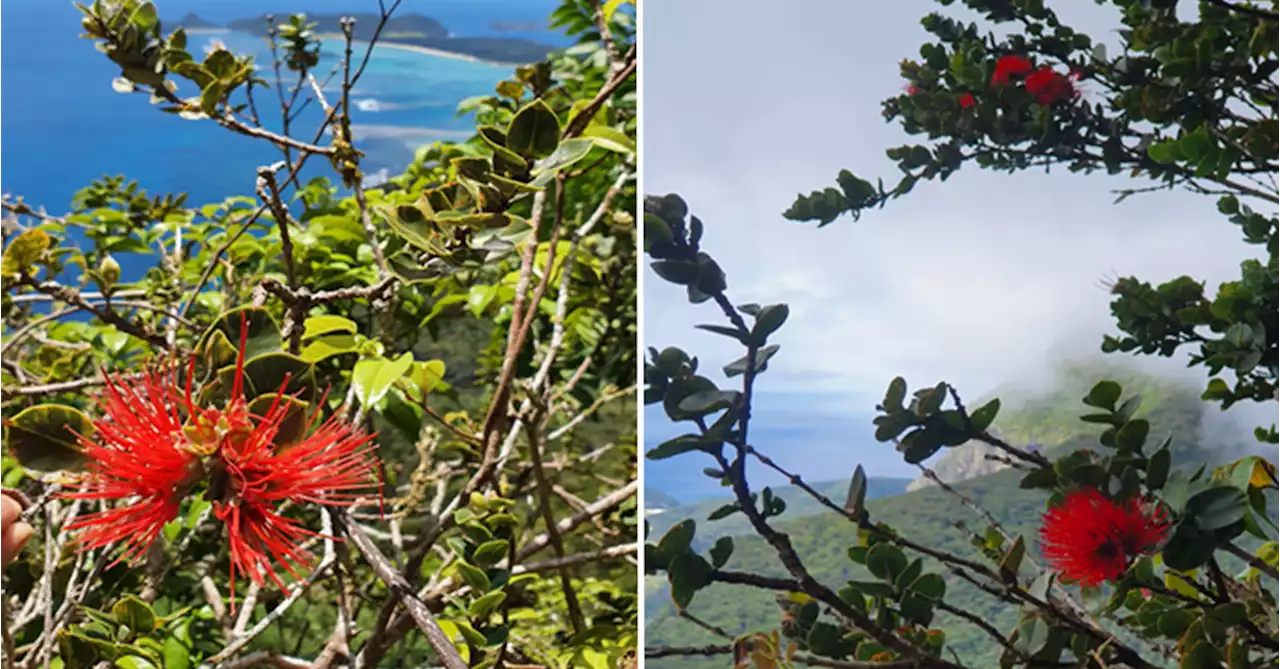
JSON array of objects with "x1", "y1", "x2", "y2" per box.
[{"x1": 1, "y1": 515, "x2": 34, "y2": 567}]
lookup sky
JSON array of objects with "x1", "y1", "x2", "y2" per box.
[{"x1": 640, "y1": 0, "x2": 1273, "y2": 500}]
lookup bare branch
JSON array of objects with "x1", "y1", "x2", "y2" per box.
[{"x1": 338, "y1": 514, "x2": 466, "y2": 669}]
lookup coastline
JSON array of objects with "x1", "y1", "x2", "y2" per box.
[
  {"x1": 317, "y1": 34, "x2": 514, "y2": 68},
  {"x1": 177, "y1": 27, "x2": 521, "y2": 68}
]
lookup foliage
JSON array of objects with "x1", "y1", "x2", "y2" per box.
[
  {"x1": 646, "y1": 3, "x2": 1276, "y2": 668},
  {"x1": 1, "y1": 1, "x2": 638, "y2": 668}
]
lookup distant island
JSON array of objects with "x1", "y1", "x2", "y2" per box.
[
  {"x1": 175, "y1": 11, "x2": 219, "y2": 30},
  {"x1": 174, "y1": 11, "x2": 556, "y2": 66},
  {"x1": 490, "y1": 21, "x2": 542, "y2": 33}
]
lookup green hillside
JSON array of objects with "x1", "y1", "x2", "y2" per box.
[
  {"x1": 647, "y1": 489, "x2": 683, "y2": 511},
  {"x1": 644, "y1": 363, "x2": 1274, "y2": 668},
  {"x1": 646, "y1": 476, "x2": 913, "y2": 552},
  {"x1": 643, "y1": 476, "x2": 911, "y2": 623}
]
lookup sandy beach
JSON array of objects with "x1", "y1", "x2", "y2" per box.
[
  {"x1": 177, "y1": 27, "x2": 516, "y2": 68},
  {"x1": 317, "y1": 34, "x2": 513, "y2": 68}
]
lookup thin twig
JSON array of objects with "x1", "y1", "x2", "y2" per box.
[{"x1": 338, "y1": 514, "x2": 467, "y2": 669}]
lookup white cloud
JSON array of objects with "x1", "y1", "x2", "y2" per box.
[{"x1": 640, "y1": 0, "x2": 1270, "y2": 478}]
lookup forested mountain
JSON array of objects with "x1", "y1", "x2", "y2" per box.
[{"x1": 645, "y1": 361, "x2": 1275, "y2": 667}]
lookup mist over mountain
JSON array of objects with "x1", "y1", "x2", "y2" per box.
[{"x1": 645, "y1": 357, "x2": 1277, "y2": 667}]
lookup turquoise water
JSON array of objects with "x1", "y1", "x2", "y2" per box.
[{"x1": 0, "y1": 1, "x2": 550, "y2": 213}]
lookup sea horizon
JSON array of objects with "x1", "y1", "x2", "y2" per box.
[{"x1": 1, "y1": 1, "x2": 561, "y2": 215}]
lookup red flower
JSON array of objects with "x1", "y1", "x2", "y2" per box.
[
  {"x1": 991, "y1": 55, "x2": 1033, "y2": 86},
  {"x1": 958, "y1": 93, "x2": 976, "y2": 109},
  {"x1": 62, "y1": 365, "x2": 200, "y2": 565},
  {"x1": 1024, "y1": 66, "x2": 1077, "y2": 105},
  {"x1": 1039, "y1": 488, "x2": 1170, "y2": 586},
  {"x1": 62, "y1": 317, "x2": 381, "y2": 607},
  {"x1": 905, "y1": 83, "x2": 922, "y2": 96},
  {"x1": 214, "y1": 388, "x2": 380, "y2": 597}
]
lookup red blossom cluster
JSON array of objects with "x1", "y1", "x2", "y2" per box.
[
  {"x1": 1038, "y1": 487, "x2": 1171, "y2": 587},
  {"x1": 992, "y1": 55, "x2": 1080, "y2": 105},
  {"x1": 904, "y1": 54, "x2": 1080, "y2": 112},
  {"x1": 62, "y1": 318, "x2": 381, "y2": 607},
  {"x1": 904, "y1": 83, "x2": 976, "y2": 111}
]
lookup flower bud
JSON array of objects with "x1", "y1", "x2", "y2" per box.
[{"x1": 99, "y1": 254, "x2": 121, "y2": 288}]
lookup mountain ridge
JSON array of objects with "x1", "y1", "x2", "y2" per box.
[{"x1": 645, "y1": 360, "x2": 1275, "y2": 667}]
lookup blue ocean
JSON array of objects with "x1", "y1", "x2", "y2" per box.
[{"x1": 1, "y1": 0, "x2": 569, "y2": 214}]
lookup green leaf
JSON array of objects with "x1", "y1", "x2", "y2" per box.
[
  {"x1": 506, "y1": 99, "x2": 561, "y2": 158},
  {"x1": 1147, "y1": 140, "x2": 1180, "y2": 164},
  {"x1": 752, "y1": 304, "x2": 789, "y2": 343},
  {"x1": 407, "y1": 360, "x2": 448, "y2": 395},
  {"x1": 1179, "y1": 126, "x2": 1214, "y2": 163},
  {"x1": 1179, "y1": 641, "x2": 1222, "y2": 669},
  {"x1": 468, "y1": 591, "x2": 507, "y2": 619},
  {"x1": 471, "y1": 539, "x2": 510, "y2": 567},
  {"x1": 579, "y1": 124, "x2": 636, "y2": 154},
  {"x1": 468, "y1": 284, "x2": 499, "y2": 317},
  {"x1": 352, "y1": 352, "x2": 414, "y2": 408},
  {"x1": 844, "y1": 465, "x2": 868, "y2": 516},
  {"x1": 129, "y1": 2, "x2": 159, "y2": 32},
  {"x1": 1, "y1": 229, "x2": 51, "y2": 277},
  {"x1": 530, "y1": 138, "x2": 593, "y2": 185},
  {"x1": 114, "y1": 657, "x2": 159, "y2": 669},
  {"x1": 453, "y1": 620, "x2": 487, "y2": 647},
  {"x1": 302, "y1": 315, "x2": 357, "y2": 340},
  {"x1": 1115, "y1": 419, "x2": 1150, "y2": 451},
  {"x1": 694, "y1": 324, "x2": 748, "y2": 344},
  {"x1": 657, "y1": 519, "x2": 696, "y2": 556},
  {"x1": 227, "y1": 352, "x2": 316, "y2": 403},
  {"x1": 1147, "y1": 448, "x2": 1171, "y2": 490},
  {"x1": 4, "y1": 405, "x2": 93, "y2": 472},
  {"x1": 382, "y1": 205, "x2": 437, "y2": 253},
  {"x1": 646, "y1": 434, "x2": 703, "y2": 460},
  {"x1": 893, "y1": 558, "x2": 923, "y2": 591},
  {"x1": 199, "y1": 307, "x2": 281, "y2": 368},
  {"x1": 900, "y1": 428, "x2": 943, "y2": 464},
  {"x1": 709, "y1": 536, "x2": 733, "y2": 569},
  {"x1": 706, "y1": 503, "x2": 740, "y2": 521},
  {"x1": 601, "y1": 0, "x2": 632, "y2": 22},
  {"x1": 883, "y1": 377, "x2": 908, "y2": 411},
  {"x1": 998, "y1": 536, "x2": 1026, "y2": 580},
  {"x1": 910, "y1": 573, "x2": 946, "y2": 600},
  {"x1": 865, "y1": 543, "x2": 907, "y2": 582},
  {"x1": 723, "y1": 345, "x2": 781, "y2": 378},
  {"x1": 806, "y1": 622, "x2": 843, "y2": 655},
  {"x1": 162, "y1": 636, "x2": 191, "y2": 669},
  {"x1": 111, "y1": 596, "x2": 157, "y2": 635},
  {"x1": 244, "y1": 395, "x2": 309, "y2": 447},
  {"x1": 650, "y1": 259, "x2": 699, "y2": 285},
  {"x1": 1013, "y1": 616, "x2": 1050, "y2": 655},
  {"x1": 1185, "y1": 486, "x2": 1247, "y2": 531},
  {"x1": 300, "y1": 334, "x2": 357, "y2": 363},
  {"x1": 199, "y1": 81, "x2": 224, "y2": 115},
  {"x1": 1162, "y1": 530, "x2": 1217, "y2": 570},
  {"x1": 1083, "y1": 381, "x2": 1122, "y2": 410},
  {"x1": 677, "y1": 390, "x2": 738, "y2": 416},
  {"x1": 899, "y1": 592, "x2": 934, "y2": 625},
  {"x1": 455, "y1": 561, "x2": 491, "y2": 592},
  {"x1": 1020, "y1": 467, "x2": 1058, "y2": 490},
  {"x1": 969, "y1": 398, "x2": 1000, "y2": 431},
  {"x1": 668, "y1": 553, "x2": 713, "y2": 610},
  {"x1": 60, "y1": 629, "x2": 120, "y2": 667}
]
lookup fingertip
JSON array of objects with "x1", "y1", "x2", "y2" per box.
[
  {"x1": 0, "y1": 495, "x2": 19, "y2": 525},
  {"x1": 11, "y1": 522, "x2": 34, "y2": 551},
  {"x1": 2, "y1": 522, "x2": 34, "y2": 567}
]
